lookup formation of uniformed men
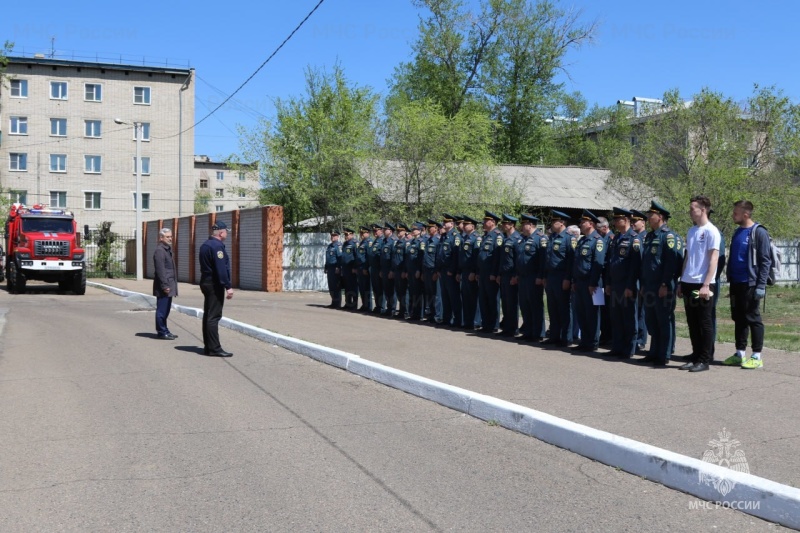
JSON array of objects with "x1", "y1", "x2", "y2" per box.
[{"x1": 324, "y1": 202, "x2": 685, "y2": 366}]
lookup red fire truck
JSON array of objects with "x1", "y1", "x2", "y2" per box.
[{"x1": 4, "y1": 203, "x2": 86, "y2": 294}]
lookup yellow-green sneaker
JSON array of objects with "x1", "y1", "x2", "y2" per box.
[
  {"x1": 722, "y1": 354, "x2": 743, "y2": 366},
  {"x1": 741, "y1": 357, "x2": 763, "y2": 369}
]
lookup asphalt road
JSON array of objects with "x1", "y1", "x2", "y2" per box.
[{"x1": 0, "y1": 285, "x2": 783, "y2": 531}]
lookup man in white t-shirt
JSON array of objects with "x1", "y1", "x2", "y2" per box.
[{"x1": 677, "y1": 194, "x2": 721, "y2": 372}]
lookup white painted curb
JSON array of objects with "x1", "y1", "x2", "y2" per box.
[{"x1": 91, "y1": 281, "x2": 800, "y2": 529}]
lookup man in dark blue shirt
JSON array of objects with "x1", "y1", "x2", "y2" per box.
[{"x1": 199, "y1": 221, "x2": 234, "y2": 357}]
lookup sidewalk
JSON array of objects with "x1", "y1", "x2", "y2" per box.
[{"x1": 94, "y1": 279, "x2": 800, "y2": 490}]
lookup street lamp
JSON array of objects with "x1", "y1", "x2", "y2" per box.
[{"x1": 114, "y1": 118, "x2": 143, "y2": 281}]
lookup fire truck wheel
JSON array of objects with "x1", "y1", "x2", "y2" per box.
[
  {"x1": 73, "y1": 269, "x2": 86, "y2": 295},
  {"x1": 10, "y1": 264, "x2": 26, "y2": 294}
]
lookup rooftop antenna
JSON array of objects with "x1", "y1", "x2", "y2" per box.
[{"x1": 49, "y1": 36, "x2": 56, "y2": 58}]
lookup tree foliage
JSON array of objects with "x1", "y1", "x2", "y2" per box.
[
  {"x1": 231, "y1": 64, "x2": 380, "y2": 231},
  {"x1": 604, "y1": 86, "x2": 800, "y2": 238},
  {"x1": 367, "y1": 98, "x2": 520, "y2": 222},
  {"x1": 388, "y1": 0, "x2": 597, "y2": 164}
]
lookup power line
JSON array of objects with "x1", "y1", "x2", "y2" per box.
[{"x1": 158, "y1": 0, "x2": 327, "y2": 141}]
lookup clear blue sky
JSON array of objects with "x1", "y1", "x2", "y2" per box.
[{"x1": 3, "y1": 0, "x2": 797, "y2": 159}]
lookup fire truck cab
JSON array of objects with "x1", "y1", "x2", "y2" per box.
[{"x1": 5, "y1": 203, "x2": 86, "y2": 294}]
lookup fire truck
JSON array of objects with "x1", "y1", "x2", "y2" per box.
[{"x1": 4, "y1": 203, "x2": 86, "y2": 294}]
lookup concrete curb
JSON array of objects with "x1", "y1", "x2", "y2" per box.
[{"x1": 91, "y1": 281, "x2": 800, "y2": 528}]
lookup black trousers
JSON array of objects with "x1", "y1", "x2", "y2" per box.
[
  {"x1": 681, "y1": 282, "x2": 716, "y2": 364},
  {"x1": 729, "y1": 283, "x2": 765, "y2": 352},
  {"x1": 201, "y1": 281, "x2": 225, "y2": 352}
]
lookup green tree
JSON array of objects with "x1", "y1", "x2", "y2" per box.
[
  {"x1": 388, "y1": 0, "x2": 597, "y2": 164},
  {"x1": 231, "y1": 64, "x2": 380, "y2": 231},
  {"x1": 369, "y1": 98, "x2": 520, "y2": 221},
  {"x1": 605, "y1": 86, "x2": 800, "y2": 238}
]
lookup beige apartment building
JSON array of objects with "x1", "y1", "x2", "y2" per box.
[
  {"x1": 0, "y1": 55, "x2": 195, "y2": 235},
  {"x1": 193, "y1": 155, "x2": 260, "y2": 214}
]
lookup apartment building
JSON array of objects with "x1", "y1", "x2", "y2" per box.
[
  {"x1": 0, "y1": 55, "x2": 195, "y2": 235},
  {"x1": 193, "y1": 155, "x2": 260, "y2": 213}
]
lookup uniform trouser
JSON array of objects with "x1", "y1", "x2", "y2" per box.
[
  {"x1": 518, "y1": 277, "x2": 535, "y2": 338},
  {"x1": 155, "y1": 295, "x2": 173, "y2": 336},
  {"x1": 545, "y1": 273, "x2": 572, "y2": 342},
  {"x1": 609, "y1": 287, "x2": 637, "y2": 356},
  {"x1": 710, "y1": 278, "x2": 721, "y2": 356},
  {"x1": 357, "y1": 268, "x2": 371, "y2": 310},
  {"x1": 532, "y1": 283, "x2": 546, "y2": 339},
  {"x1": 499, "y1": 273, "x2": 518, "y2": 334},
  {"x1": 382, "y1": 270, "x2": 396, "y2": 313},
  {"x1": 408, "y1": 273, "x2": 424, "y2": 319},
  {"x1": 642, "y1": 286, "x2": 674, "y2": 363},
  {"x1": 460, "y1": 274, "x2": 479, "y2": 328},
  {"x1": 394, "y1": 271, "x2": 408, "y2": 316},
  {"x1": 571, "y1": 292, "x2": 581, "y2": 341},
  {"x1": 574, "y1": 280, "x2": 600, "y2": 348},
  {"x1": 439, "y1": 274, "x2": 452, "y2": 324},
  {"x1": 200, "y1": 281, "x2": 224, "y2": 352},
  {"x1": 326, "y1": 269, "x2": 341, "y2": 306},
  {"x1": 423, "y1": 268, "x2": 438, "y2": 318},
  {"x1": 370, "y1": 266, "x2": 383, "y2": 311},
  {"x1": 444, "y1": 272, "x2": 462, "y2": 327},
  {"x1": 342, "y1": 269, "x2": 358, "y2": 308},
  {"x1": 599, "y1": 301, "x2": 611, "y2": 343},
  {"x1": 682, "y1": 281, "x2": 716, "y2": 365},
  {"x1": 636, "y1": 291, "x2": 648, "y2": 348},
  {"x1": 478, "y1": 273, "x2": 500, "y2": 330},
  {"x1": 729, "y1": 283, "x2": 765, "y2": 352}
]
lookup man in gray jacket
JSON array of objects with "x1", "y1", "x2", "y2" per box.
[{"x1": 153, "y1": 228, "x2": 179, "y2": 340}]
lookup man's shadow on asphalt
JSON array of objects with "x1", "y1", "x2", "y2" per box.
[{"x1": 134, "y1": 333, "x2": 226, "y2": 357}]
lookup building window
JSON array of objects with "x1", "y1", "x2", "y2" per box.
[
  {"x1": 238, "y1": 189, "x2": 246, "y2": 198},
  {"x1": 10, "y1": 116, "x2": 28, "y2": 135},
  {"x1": 50, "y1": 191, "x2": 68, "y2": 208},
  {"x1": 10, "y1": 79, "x2": 28, "y2": 98},
  {"x1": 215, "y1": 188, "x2": 224, "y2": 198},
  {"x1": 216, "y1": 171, "x2": 224, "y2": 181},
  {"x1": 199, "y1": 179, "x2": 208, "y2": 189},
  {"x1": 135, "y1": 123, "x2": 151, "y2": 141},
  {"x1": 239, "y1": 205, "x2": 247, "y2": 209},
  {"x1": 133, "y1": 86, "x2": 151, "y2": 105},
  {"x1": 84, "y1": 192, "x2": 102, "y2": 210},
  {"x1": 10, "y1": 190, "x2": 28, "y2": 204},
  {"x1": 50, "y1": 81, "x2": 68, "y2": 100},
  {"x1": 239, "y1": 172, "x2": 246, "y2": 181},
  {"x1": 10, "y1": 153, "x2": 27, "y2": 171},
  {"x1": 51, "y1": 118, "x2": 67, "y2": 136},
  {"x1": 133, "y1": 192, "x2": 151, "y2": 211},
  {"x1": 50, "y1": 154, "x2": 67, "y2": 172},
  {"x1": 85, "y1": 155, "x2": 102, "y2": 173},
  {"x1": 215, "y1": 205, "x2": 224, "y2": 212},
  {"x1": 133, "y1": 157, "x2": 151, "y2": 175},
  {"x1": 85, "y1": 120, "x2": 102, "y2": 138},
  {"x1": 84, "y1": 83, "x2": 102, "y2": 101}
]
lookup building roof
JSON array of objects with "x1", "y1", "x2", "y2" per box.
[
  {"x1": 7, "y1": 55, "x2": 192, "y2": 76},
  {"x1": 496, "y1": 165, "x2": 627, "y2": 210}
]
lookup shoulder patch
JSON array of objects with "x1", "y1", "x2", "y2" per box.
[
  {"x1": 571, "y1": 237, "x2": 578, "y2": 249},
  {"x1": 596, "y1": 240, "x2": 604, "y2": 252},
  {"x1": 666, "y1": 233, "x2": 675, "y2": 249},
  {"x1": 217, "y1": 250, "x2": 224, "y2": 259},
  {"x1": 633, "y1": 238, "x2": 640, "y2": 251},
  {"x1": 496, "y1": 235, "x2": 504, "y2": 246}
]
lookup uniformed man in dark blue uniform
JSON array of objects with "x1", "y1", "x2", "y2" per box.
[
  {"x1": 516, "y1": 214, "x2": 545, "y2": 341},
  {"x1": 324, "y1": 230, "x2": 342, "y2": 308},
  {"x1": 630, "y1": 209, "x2": 649, "y2": 352},
  {"x1": 199, "y1": 221, "x2": 234, "y2": 357},
  {"x1": 457, "y1": 215, "x2": 480, "y2": 330},
  {"x1": 477, "y1": 211, "x2": 503, "y2": 333},
  {"x1": 339, "y1": 228, "x2": 358, "y2": 309},
  {"x1": 497, "y1": 214, "x2": 523, "y2": 336},
  {"x1": 380, "y1": 223, "x2": 397, "y2": 316},
  {"x1": 437, "y1": 214, "x2": 462, "y2": 327},
  {"x1": 392, "y1": 223, "x2": 410, "y2": 319},
  {"x1": 405, "y1": 222, "x2": 425, "y2": 320},
  {"x1": 356, "y1": 226, "x2": 372, "y2": 312},
  {"x1": 422, "y1": 219, "x2": 441, "y2": 322},
  {"x1": 571, "y1": 210, "x2": 606, "y2": 352},
  {"x1": 604, "y1": 208, "x2": 640, "y2": 357},
  {"x1": 368, "y1": 224, "x2": 384, "y2": 313},
  {"x1": 596, "y1": 216, "x2": 613, "y2": 347},
  {"x1": 639, "y1": 201, "x2": 681, "y2": 366},
  {"x1": 541, "y1": 210, "x2": 574, "y2": 346}
]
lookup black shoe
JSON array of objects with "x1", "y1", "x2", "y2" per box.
[
  {"x1": 208, "y1": 349, "x2": 233, "y2": 357},
  {"x1": 540, "y1": 338, "x2": 558, "y2": 345},
  {"x1": 652, "y1": 359, "x2": 668, "y2": 367},
  {"x1": 157, "y1": 334, "x2": 176, "y2": 340},
  {"x1": 607, "y1": 350, "x2": 622, "y2": 357},
  {"x1": 689, "y1": 362, "x2": 709, "y2": 372},
  {"x1": 166, "y1": 333, "x2": 178, "y2": 339},
  {"x1": 679, "y1": 362, "x2": 695, "y2": 370}
]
